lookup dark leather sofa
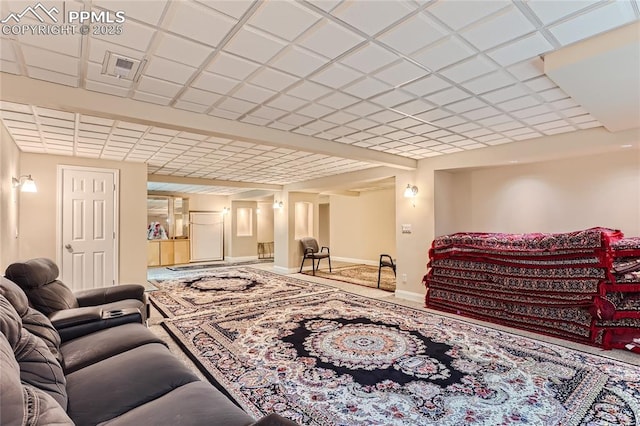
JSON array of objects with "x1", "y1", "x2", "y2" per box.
[{"x1": 0, "y1": 272, "x2": 297, "y2": 425}]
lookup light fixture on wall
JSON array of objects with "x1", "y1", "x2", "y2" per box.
[
  {"x1": 403, "y1": 184, "x2": 418, "y2": 198},
  {"x1": 12, "y1": 175, "x2": 37, "y2": 193},
  {"x1": 222, "y1": 207, "x2": 230, "y2": 215},
  {"x1": 272, "y1": 200, "x2": 284, "y2": 209}
]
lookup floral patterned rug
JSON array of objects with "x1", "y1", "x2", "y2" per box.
[
  {"x1": 155, "y1": 269, "x2": 640, "y2": 425},
  {"x1": 302, "y1": 264, "x2": 396, "y2": 291}
]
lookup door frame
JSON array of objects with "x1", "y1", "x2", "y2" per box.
[{"x1": 56, "y1": 165, "x2": 120, "y2": 285}]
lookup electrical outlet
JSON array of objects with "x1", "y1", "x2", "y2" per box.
[{"x1": 402, "y1": 273, "x2": 407, "y2": 283}]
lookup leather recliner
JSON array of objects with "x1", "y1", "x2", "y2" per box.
[{"x1": 5, "y1": 258, "x2": 148, "y2": 340}]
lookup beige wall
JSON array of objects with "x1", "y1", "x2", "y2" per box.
[
  {"x1": 257, "y1": 201, "x2": 274, "y2": 243},
  {"x1": 318, "y1": 203, "x2": 330, "y2": 249},
  {"x1": 448, "y1": 151, "x2": 640, "y2": 235},
  {"x1": 186, "y1": 193, "x2": 229, "y2": 257},
  {"x1": 330, "y1": 188, "x2": 396, "y2": 264},
  {"x1": 228, "y1": 200, "x2": 258, "y2": 259},
  {"x1": 19, "y1": 153, "x2": 148, "y2": 285},
  {"x1": 0, "y1": 124, "x2": 20, "y2": 270},
  {"x1": 273, "y1": 191, "x2": 319, "y2": 272}
]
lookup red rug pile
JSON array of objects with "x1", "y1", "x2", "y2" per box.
[{"x1": 424, "y1": 227, "x2": 640, "y2": 352}]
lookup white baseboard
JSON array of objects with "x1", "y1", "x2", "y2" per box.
[
  {"x1": 394, "y1": 289, "x2": 425, "y2": 304},
  {"x1": 332, "y1": 256, "x2": 378, "y2": 266},
  {"x1": 273, "y1": 265, "x2": 300, "y2": 274},
  {"x1": 226, "y1": 255, "x2": 258, "y2": 262}
]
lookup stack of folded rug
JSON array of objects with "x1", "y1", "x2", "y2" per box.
[{"x1": 424, "y1": 228, "x2": 640, "y2": 351}]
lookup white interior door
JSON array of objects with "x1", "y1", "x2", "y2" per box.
[
  {"x1": 190, "y1": 211, "x2": 223, "y2": 262},
  {"x1": 60, "y1": 166, "x2": 118, "y2": 291}
]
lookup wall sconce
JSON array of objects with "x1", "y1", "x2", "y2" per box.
[
  {"x1": 403, "y1": 184, "x2": 418, "y2": 198},
  {"x1": 12, "y1": 175, "x2": 37, "y2": 193},
  {"x1": 272, "y1": 200, "x2": 284, "y2": 209},
  {"x1": 222, "y1": 207, "x2": 230, "y2": 215}
]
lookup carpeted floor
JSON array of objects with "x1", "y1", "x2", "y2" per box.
[
  {"x1": 150, "y1": 267, "x2": 640, "y2": 426},
  {"x1": 167, "y1": 258, "x2": 273, "y2": 271},
  {"x1": 302, "y1": 264, "x2": 396, "y2": 291}
]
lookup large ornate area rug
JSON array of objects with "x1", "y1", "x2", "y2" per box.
[
  {"x1": 149, "y1": 267, "x2": 336, "y2": 318},
  {"x1": 302, "y1": 264, "x2": 396, "y2": 291},
  {"x1": 156, "y1": 269, "x2": 640, "y2": 425}
]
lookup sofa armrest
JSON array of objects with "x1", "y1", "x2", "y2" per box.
[
  {"x1": 75, "y1": 284, "x2": 146, "y2": 306},
  {"x1": 252, "y1": 413, "x2": 300, "y2": 426},
  {"x1": 49, "y1": 307, "x2": 143, "y2": 342}
]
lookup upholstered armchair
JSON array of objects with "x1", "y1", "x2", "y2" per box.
[
  {"x1": 299, "y1": 237, "x2": 332, "y2": 276},
  {"x1": 5, "y1": 258, "x2": 148, "y2": 340}
]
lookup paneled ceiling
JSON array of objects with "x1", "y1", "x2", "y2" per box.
[{"x1": 1, "y1": 0, "x2": 638, "y2": 195}]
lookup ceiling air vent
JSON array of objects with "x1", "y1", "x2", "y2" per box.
[{"x1": 101, "y1": 51, "x2": 145, "y2": 81}]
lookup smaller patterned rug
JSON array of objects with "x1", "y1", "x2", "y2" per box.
[
  {"x1": 302, "y1": 264, "x2": 396, "y2": 291},
  {"x1": 149, "y1": 267, "x2": 336, "y2": 318}
]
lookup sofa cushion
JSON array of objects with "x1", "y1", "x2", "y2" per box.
[
  {"x1": 0, "y1": 333, "x2": 24, "y2": 426},
  {"x1": 66, "y1": 343, "x2": 200, "y2": 425},
  {"x1": 22, "y1": 385, "x2": 74, "y2": 425},
  {"x1": 97, "y1": 381, "x2": 254, "y2": 426},
  {"x1": 61, "y1": 323, "x2": 165, "y2": 374},
  {"x1": 0, "y1": 276, "x2": 63, "y2": 363},
  {"x1": 5, "y1": 258, "x2": 79, "y2": 314},
  {"x1": 0, "y1": 294, "x2": 68, "y2": 410}
]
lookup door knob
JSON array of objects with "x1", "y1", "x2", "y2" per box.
[{"x1": 65, "y1": 244, "x2": 72, "y2": 251}]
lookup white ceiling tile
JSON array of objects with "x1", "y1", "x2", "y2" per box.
[
  {"x1": 27, "y1": 68, "x2": 79, "y2": 87},
  {"x1": 526, "y1": 0, "x2": 600, "y2": 25},
  {"x1": 16, "y1": 30, "x2": 81, "y2": 57},
  {"x1": 270, "y1": 46, "x2": 327, "y2": 77},
  {"x1": 250, "y1": 67, "x2": 298, "y2": 91},
  {"x1": 427, "y1": 0, "x2": 509, "y2": 30},
  {"x1": 488, "y1": 33, "x2": 553, "y2": 66},
  {"x1": 21, "y1": 45, "x2": 77, "y2": 76},
  {"x1": 462, "y1": 106, "x2": 500, "y2": 120},
  {"x1": 525, "y1": 76, "x2": 557, "y2": 92},
  {"x1": 323, "y1": 110, "x2": 359, "y2": 125},
  {"x1": 209, "y1": 109, "x2": 243, "y2": 120},
  {"x1": 462, "y1": 70, "x2": 517, "y2": 95},
  {"x1": 498, "y1": 96, "x2": 540, "y2": 112},
  {"x1": 377, "y1": 13, "x2": 448, "y2": 55},
  {"x1": 154, "y1": 33, "x2": 212, "y2": 68},
  {"x1": 549, "y1": 1, "x2": 636, "y2": 46},
  {"x1": 207, "y1": 52, "x2": 261, "y2": 79},
  {"x1": 538, "y1": 88, "x2": 568, "y2": 102},
  {"x1": 446, "y1": 97, "x2": 488, "y2": 113},
  {"x1": 279, "y1": 113, "x2": 313, "y2": 126},
  {"x1": 250, "y1": 105, "x2": 288, "y2": 120},
  {"x1": 374, "y1": 60, "x2": 427, "y2": 87},
  {"x1": 340, "y1": 43, "x2": 398, "y2": 74},
  {"x1": 426, "y1": 86, "x2": 470, "y2": 106},
  {"x1": 196, "y1": 0, "x2": 254, "y2": 19},
  {"x1": 166, "y1": 1, "x2": 237, "y2": 47},
  {"x1": 411, "y1": 36, "x2": 475, "y2": 71},
  {"x1": 249, "y1": 1, "x2": 320, "y2": 41},
  {"x1": 523, "y1": 112, "x2": 563, "y2": 125},
  {"x1": 85, "y1": 81, "x2": 129, "y2": 98},
  {"x1": 0, "y1": 60, "x2": 20, "y2": 75},
  {"x1": 343, "y1": 78, "x2": 391, "y2": 99},
  {"x1": 233, "y1": 84, "x2": 277, "y2": 104},
  {"x1": 460, "y1": 6, "x2": 536, "y2": 51},
  {"x1": 368, "y1": 109, "x2": 407, "y2": 123},
  {"x1": 317, "y1": 92, "x2": 360, "y2": 109},
  {"x1": 132, "y1": 91, "x2": 171, "y2": 106},
  {"x1": 331, "y1": 0, "x2": 414, "y2": 36},
  {"x1": 309, "y1": 63, "x2": 362, "y2": 88},
  {"x1": 94, "y1": 0, "x2": 168, "y2": 25},
  {"x1": 346, "y1": 118, "x2": 378, "y2": 130},
  {"x1": 506, "y1": 57, "x2": 544, "y2": 80},
  {"x1": 242, "y1": 116, "x2": 271, "y2": 126},
  {"x1": 145, "y1": 56, "x2": 196, "y2": 84},
  {"x1": 0, "y1": 38, "x2": 14, "y2": 61},
  {"x1": 534, "y1": 119, "x2": 571, "y2": 131},
  {"x1": 370, "y1": 89, "x2": 413, "y2": 107},
  {"x1": 512, "y1": 104, "x2": 553, "y2": 119},
  {"x1": 298, "y1": 19, "x2": 365, "y2": 59},
  {"x1": 401, "y1": 75, "x2": 450, "y2": 95},
  {"x1": 481, "y1": 84, "x2": 529, "y2": 103},
  {"x1": 91, "y1": 18, "x2": 156, "y2": 52},
  {"x1": 415, "y1": 108, "x2": 451, "y2": 122},
  {"x1": 392, "y1": 99, "x2": 434, "y2": 115},
  {"x1": 216, "y1": 97, "x2": 258, "y2": 114},
  {"x1": 345, "y1": 101, "x2": 383, "y2": 117},
  {"x1": 137, "y1": 75, "x2": 183, "y2": 98},
  {"x1": 180, "y1": 87, "x2": 221, "y2": 106},
  {"x1": 296, "y1": 104, "x2": 334, "y2": 120},
  {"x1": 266, "y1": 94, "x2": 308, "y2": 111},
  {"x1": 440, "y1": 55, "x2": 497, "y2": 83},
  {"x1": 192, "y1": 71, "x2": 240, "y2": 95},
  {"x1": 302, "y1": 120, "x2": 336, "y2": 131},
  {"x1": 225, "y1": 27, "x2": 287, "y2": 63},
  {"x1": 287, "y1": 81, "x2": 333, "y2": 101}
]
